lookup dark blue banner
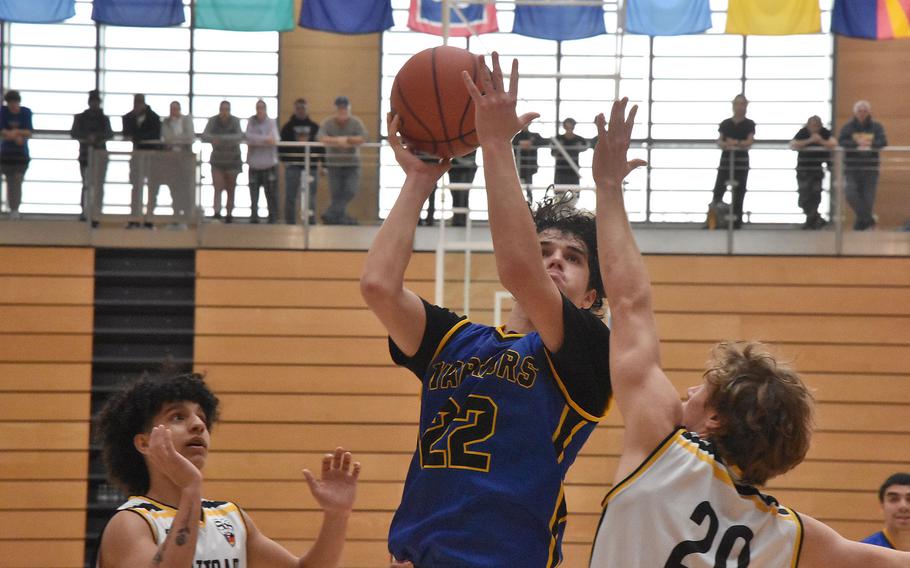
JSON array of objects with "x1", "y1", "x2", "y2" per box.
[
  {"x1": 92, "y1": 0, "x2": 185, "y2": 27},
  {"x1": 299, "y1": 0, "x2": 393, "y2": 34}
]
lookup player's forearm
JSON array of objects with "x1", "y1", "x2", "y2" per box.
[
  {"x1": 148, "y1": 485, "x2": 201, "y2": 567},
  {"x1": 595, "y1": 181, "x2": 653, "y2": 317},
  {"x1": 482, "y1": 142, "x2": 545, "y2": 291},
  {"x1": 361, "y1": 177, "x2": 428, "y2": 300},
  {"x1": 299, "y1": 510, "x2": 350, "y2": 568}
]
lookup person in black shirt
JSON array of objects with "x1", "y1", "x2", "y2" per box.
[
  {"x1": 790, "y1": 115, "x2": 836, "y2": 230},
  {"x1": 551, "y1": 117, "x2": 589, "y2": 190},
  {"x1": 122, "y1": 94, "x2": 162, "y2": 228},
  {"x1": 280, "y1": 98, "x2": 322, "y2": 224},
  {"x1": 71, "y1": 90, "x2": 113, "y2": 224},
  {"x1": 514, "y1": 125, "x2": 546, "y2": 202},
  {"x1": 711, "y1": 94, "x2": 755, "y2": 229}
]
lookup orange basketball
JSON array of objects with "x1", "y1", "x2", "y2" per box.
[{"x1": 391, "y1": 46, "x2": 479, "y2": 159}]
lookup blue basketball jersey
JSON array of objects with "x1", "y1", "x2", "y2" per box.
[
  {"x1": 388, "y1": 298, "x2": 611, "y2": 567},
  {"x1": 862, "y1": 530, "x2": 895, "y2": 549}
]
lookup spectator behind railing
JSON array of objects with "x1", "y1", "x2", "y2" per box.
[
  {"x1": 202, "y1": 100, "x2": 243, "y2": 223},
  {"x1": 245, "y1": 99, "x2": 280, "y2": 224},
  {"x1": 280, "y1": 98, "x2": 322, "y2": 225},
  {"x1": 513, "y1": 124, "x2": 547, "y2": 203},
  {"x1": 790, "y1": 115, "x2": 836, "y2": 230},
  {"x1": 318, "y1": 96, "x2": 366, "y2": 225},
  {"x1": 710, "y1": 94, "x2": 755, "y2": 230},
  {"x1": 122, "y1": 94, "x2": 162, "y2": 229},
  {"x1": 157, "y1": 101, "x2": 196, "y2": 225},
  {"x1": 70, "y1": 89, "x2": 113, "y2": 225},
  {"x1": 838, "y1": 100, "x2": 888, "y2": 231},
  {"x1": 0, "y1": 90, "x2": 33, "y2": 219},
  {"x1": 551, "y1": 117, "x2": 589, "y2": 194}
]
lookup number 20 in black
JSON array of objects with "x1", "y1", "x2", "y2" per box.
[{"x1": 664, "y1": 501, "x2": 754, "y2": 568}]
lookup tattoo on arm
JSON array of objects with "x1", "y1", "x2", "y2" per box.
[{"x1": 175, "y1": 524, "x2": 190, "y2": 546}]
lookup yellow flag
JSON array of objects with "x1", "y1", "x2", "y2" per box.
[{"x1": 726, "y1": 0, "x2": 821, "y2": 35}]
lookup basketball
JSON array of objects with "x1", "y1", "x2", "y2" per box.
[{"x1": 391, "y1": 45, "x2": 479, "y2": 158}]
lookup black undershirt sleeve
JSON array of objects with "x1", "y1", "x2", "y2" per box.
[
  {"x1": 389, "y1": 299, "x2": 466, "y2": 381},
  {"x1": 547, "y1": 295, "x2": 613, "y2": 417}
]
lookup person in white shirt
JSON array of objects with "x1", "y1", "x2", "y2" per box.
[
  {"x1": 245, "y1": 99, "x2": 280, "y2": 223},
  {"x1": 155, "y1": 101, "x2": 196, "y2": 222}
]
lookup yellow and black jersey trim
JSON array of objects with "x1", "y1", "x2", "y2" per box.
[
  {"x1": 788, "y1": 507, "x2": 804, "y2": 568},
  {"x1": 429, "y1": 318, "x2": 472, "y2": 363},
  {"x1": 601, "y1": 428, "x2": 684, "y2": 508},
  {"x1": 546, "y1": 485, "x2": 568, "y2": 568},
  {"x1": 543, "y1": 349, "x2": 611, "y2": 423},
  {"x1": 551, "y1": 404, "x2": 588, "y2": 465}
]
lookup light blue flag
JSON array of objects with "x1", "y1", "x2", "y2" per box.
[
  {"x1": 195, "y1": 0, "x2": 294, "y2": 32},
  {"x1": 626, "y1": 0, "x2": 712, "y2": 36},
  {"x1": 0, "y1": 0, "x2": 75, "y2": 23}
]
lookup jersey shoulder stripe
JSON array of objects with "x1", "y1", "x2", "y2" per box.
[
  {"x1": 542, "y1": 348, "x2": 610, "y2": 422},
  {"x1": 602, "y1": 427, "x2": 684, "y2": 508},
  {"x1": 429, "y1": 318, "x2": 472, "y2": 362}
]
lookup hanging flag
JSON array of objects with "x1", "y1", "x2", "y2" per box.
[
  {"x1": 725, "y1": 0, "x2": 821, "y2": 35},
  {"x1": 195, "y1": 0, "x2": 294, "y2": 32},
  {"x1": 300, "y1": 0, "x2": 393, "y2": 34},
  {"x1": 0, "y1": 0, "x2": 75, "y2": 23},
  {"x1": 92, "y1": 0, "x2": 185, "y2": 27},
  {"x1": 626, "y1": 0, "x2": 712, "y2": 36},
  {"x1": 832, "y1": 0, "x2": 910, "y2": 39},
  {"x1": 408, "y1": 0, "x2": 498, "y2": 37},
  {"x1": 512, "y1": 4, "x2": 606, "y2": 41}
]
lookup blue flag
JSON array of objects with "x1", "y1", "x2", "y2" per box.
[
  {"x1": 300, "y1": 0, "x2": 393, "y2": 34},
  {"x1": 195, "y1": 0, "x2": 294, "y2": 32},
  {"x1": 92, "y1": 0, "x2": 185, "y2": 27},
  {"x1": 0, "y1": 0, "x2": 75, "y2": 23},
  {"x1": 408, "y1": 0, "x2": 498, "y2": 37},
  {"x1": 626, "y1": 0, "x2": 712, "y2": 36},
  {"x1": 512, "y1": 4, "x2": 606, "y2": 41}
]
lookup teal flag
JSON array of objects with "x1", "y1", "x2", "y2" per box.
[{"x1": 195, "y1": 0, "x2": 294, "y2": 32}]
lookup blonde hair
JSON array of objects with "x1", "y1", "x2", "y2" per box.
[{"x1": 704, "y1": 342, "x2": 814, "y2": 486}]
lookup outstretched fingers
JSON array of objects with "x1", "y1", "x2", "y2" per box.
[
  {"x1": 490, "y1": 52, "x2": 505, "y2": 93},
  {"x1": 508, "y1": 57, "x2": 520, "y2": 97},
  {"x1": 461, "y1": 70, "x2": 484, "y2": 103}
]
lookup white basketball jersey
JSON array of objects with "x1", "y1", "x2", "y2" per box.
[
  {"x1": 590, "y1": 429, "x2": 803, "y2": 567},
  {"x1": 104, "y1": 496, "x2": 248, "y2": 568}
]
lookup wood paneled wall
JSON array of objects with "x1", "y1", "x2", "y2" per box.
[
  {"x1": 195, "y1": 250, "x2": 910, "y2": 567},
  {"x1": 0, "y1": 247, "x2": 94, "y2": 568},
  {"x1": 835, "y1": 37, "x2": 909, "y2": 228}
]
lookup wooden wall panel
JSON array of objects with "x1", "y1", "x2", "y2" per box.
[
  {"x1": 0, "y1": 247, "x2": 93, "y2": 568},
  {"x1": 193, "y1": 250, "x2": 910, "y2": 566}
]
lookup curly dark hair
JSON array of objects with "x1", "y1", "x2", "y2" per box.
[
  {"x1": 704, "y1": 342, "x2": 814, "y2": 487},
  {"x1": 532, "y1": 191, "x2": 605, "y2": 313},
  {"x1": 94, "y1": 372, "x2": 220, "y2": 495}
]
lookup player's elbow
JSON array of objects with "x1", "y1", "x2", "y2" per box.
[{"x1": 360, "y1": 273, "x2": 399, "y2": 307}]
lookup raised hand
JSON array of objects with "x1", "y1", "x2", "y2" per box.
[
  {"x1": 146, "y1": 425, "x2": 203, "y2": 490},
  {"x1": 387, "y1": 113, "x2": 451, "y2": 187},
  {"x1": 592, "y1": 98, "x2": 647, "y2": 190},
  {"x1": 461, "y1": 52, "x2": 540, "y2": 145},
  {"x1": 303, "y1": 447, "x2": 361, "y2": 515}
]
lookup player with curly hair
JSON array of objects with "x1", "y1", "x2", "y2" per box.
[
  {"x1": 94, "y1": 371, "x2": 360, "y2": 568},
  {"x1": 362, "y1": 53, "x2": 612, "y2": 567}
]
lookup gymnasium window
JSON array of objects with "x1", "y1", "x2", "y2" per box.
[
  {"x1": 379, "y1": 0, "x2": 834, "y2": 224},
  {"x1": 0, "y1": 0, "x2": 279, "y2": 216}
]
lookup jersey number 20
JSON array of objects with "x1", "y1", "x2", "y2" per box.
[
  {"x1": 664, "y1": 501, "x2": 754, "y2": 568},
  {"x1": 419, "y1": 395, "x2": 498, "y2": 472}
]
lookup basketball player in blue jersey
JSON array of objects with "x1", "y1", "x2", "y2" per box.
[
  {"x1": 363, "y1": 53, "x2": 612, "y2": 567},
  {"x1": 862, "y1": 473, "x2": 910, "y2": 550},
  {"x1": 94, "y1": 372, "x2": 360, "y2": 568},
  {"x1": 588, "y1": 98, "x2": 910, "y2": 567}
]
